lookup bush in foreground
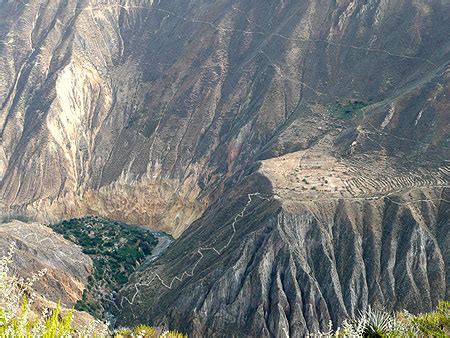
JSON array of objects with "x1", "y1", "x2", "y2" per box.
[
  {"x1": 313, "y1": 300, "x2": 449, "y2": 337},
  {"x1": 0, "y1": 242, "x2": 186, "y2": 338},
  {"x1": 112, "y1": 325, "x2": 186, "y2": 337}
]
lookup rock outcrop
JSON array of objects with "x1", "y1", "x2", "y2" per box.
[
  {"x1": 2, "y1": 0, "x2": 448, "y2": 235},
  {"x1": 0, "y1": 220, "x2": 102, "y2": 330},
  {"x1": 115, "y1": 173, "x2": 448, "y2": 336},
  {"x1": 0, "y1": 220, "x2": 93, "y2": 306}
]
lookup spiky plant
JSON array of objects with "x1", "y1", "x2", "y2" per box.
[
  {"x1": 133, "y1": 324, "x2": 158, "y2": 337},
  {"x1": 313, "y1": 301, "x2": 450, "y2": 337},
  {"x1": 360, "y1": 306, "x2": 394, "y2": 336}
]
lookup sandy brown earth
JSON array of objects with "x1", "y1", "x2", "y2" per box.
[
  {"x1": 0, "y1": 220, "x2": 93, "y2": 306},
  {"x1": 0, "y1": 220, "x2": 102, "y2": 330}
]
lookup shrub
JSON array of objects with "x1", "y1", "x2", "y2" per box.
[
  {"x1": 133, "y1": 324, "x2": 158, "y2": 337},
  {"x1": 112, "y1": 326, "x2": 188, "y2": 338},
  {"x1": 0, "y1": 242, "x2": 74, "y2": 337},
  {"x1": 113, "y1": 327, "x2": 133, "y2": 337},
  {"x1": 327, "y1": 100, "x2": 368, "y2": 120},
  {"x1": 312, "y1": 301, "x2": 450, "y2": 337},
  {"x1": 411, "y1": 300, "x2": 450, "y2": 337},
  {"x1": 0, "y1": 243, "x2": 187, "y2": 337}
]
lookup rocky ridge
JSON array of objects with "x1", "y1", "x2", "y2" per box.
[
  {"x1": 0, "y1": 220, "x2": 93, "y2": 306},
  {"x1": 115, "y1": 173, "x2": 448, "y2": 336},
  {"x1": 1, "y1": 0, "x2": 449, "y2": 235},
  {"x1": 0, "y1": 220, "x2": 100, "y2": 329}
]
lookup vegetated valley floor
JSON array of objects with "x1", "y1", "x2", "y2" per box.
[{"x1": 48, "y1": 216, "x2": 173, "y2": 320}]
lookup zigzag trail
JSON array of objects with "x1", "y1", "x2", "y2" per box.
[
  {"x1": 118, "y1": 181, "x2": 448, "y2": 307},
  {"x1": 119, "y1": 192, "x2": 271, "y2": 307},
  {"x1": 79, "y1": 4, "x2": 437, "y2": 68}
]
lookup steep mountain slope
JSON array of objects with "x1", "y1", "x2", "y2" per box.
[
  {"x1": 0, "y1": 217, "x2": 171, "y2": 328},
  {"x1": 115, "y1": 170, "x2": 448, "y2": 336},
  {"x1": 1, "y1": 0, "x2": 448, "y2": 234},
  {"x1": 1, "y1": 0, "x2": 449, "y2": 336},
  {"x1": 0, "y1": 220, "x2": 92, "y2": 306},
  {"x1": 0, "y1": 220, "x2": 102, "y2": 330}
]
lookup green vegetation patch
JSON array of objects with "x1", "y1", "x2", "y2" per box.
[
  {"x1": 411, "y1": 300, "x2": 450, "y2": 337},
  {"x1": 327, "y1": 100, "x2": 368, "y2": 119},
  {"x1": 48, "y1": 216, "x2": 161, "y2": 319},
  {"x1": 1, "y1": 243, "x2": 185, "y2": 337},
  {"x1": 315, "y1": 300, "x2": 450, "y2": 337}
]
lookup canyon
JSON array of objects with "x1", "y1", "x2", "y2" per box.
[{"x1": 0, "y1": 0, "x2": 449, "y2": 336}]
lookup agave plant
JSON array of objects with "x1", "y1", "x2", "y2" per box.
[
  {"x1": 312, "y1": 301, "x2": 450, "y2": 337},
  {"x1": 361, "y1": 306, "x2": 395, "y2": 336},
  {"x1": 315, "y1": 307, "x2": 396, "y2": 337}
]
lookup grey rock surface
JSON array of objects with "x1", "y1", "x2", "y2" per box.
[
  {"x1": 1, "y1": 0, "x2": 448, "y2": 235},
  {"x1": 0, "y1": 220, "x2": 92, "y2": 306},
  {"x1": 116, "y1": 174, "x2": 448, "y2": 336}
]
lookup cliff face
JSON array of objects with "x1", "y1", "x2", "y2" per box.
[
  {"x1": 0, "y1": 220, "x2": 92, "y2": 307},
  {"x1": 115, "y1": 174, "x2": 448, "y2": 336},
  {"x1": 1, "y1": 0, "x2": 448, "y2": 234},
  {"x1": 1, "y1": 0, "x2": 449, "y2": 336}
]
